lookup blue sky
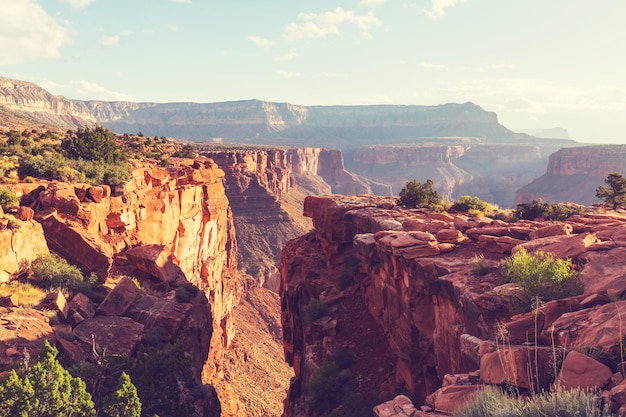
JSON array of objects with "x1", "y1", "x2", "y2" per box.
[{"x1": 1, "y1": 0, "x2": 625, "y2": 143}]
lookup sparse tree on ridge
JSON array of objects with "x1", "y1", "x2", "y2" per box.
[
  {"x1": 398, "y1": 179, "x2": 442, "y2": 210},
  {"x1": 596, "y1": 172, "x2": 626, "y2": 210}
]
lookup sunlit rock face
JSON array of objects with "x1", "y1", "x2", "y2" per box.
[{"x1": 516, "y1": 145, "x2": 626, "y2": 205}]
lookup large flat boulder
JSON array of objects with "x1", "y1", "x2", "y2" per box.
[
  {"x1": 556, "y1": 350, "x2": 612, "y2": 390},
  {"x1": 125, "y1": 244, "x2": 183, "y2": 282},
  {"x1": 125, "y1": 294, "x2": 193, "y2": 342},
  {"x1": 73, "y1": 315, "x2": 144, "y2": 356}
]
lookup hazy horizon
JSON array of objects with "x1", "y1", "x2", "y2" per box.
[{"x1": 2, "y1": 0, "x2": 625, "y2": 143}]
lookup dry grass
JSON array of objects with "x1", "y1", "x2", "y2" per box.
[{"x1": 0, "y1": 281, "x2": 47, "y2": 307}]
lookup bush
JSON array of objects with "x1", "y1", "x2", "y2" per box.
[
  {"x1": 30, "y1": 254, "x2": 87, "y2": 291},
  {"x1": 62, "y1": 125, "x2": 125, "y2": 164},
  {"x1": 0, "y1": 187, "x2": 18, "y2": 211},
  {"x1": 500, "y1": 248, "x2": 581, "y2": 308},
  {"x1": 454, "y1": 386, "x2": 613, "y2": 417},
  {"x1": 398, "y1": 179, "x2": 442, "y2": 210},
  {"x1": 471, "y1": 254, "x2": 490, "y2": 276},
  {"x1": 514, "y1": 199, "x2": 584, "y2": 221},
  {"x1": 451, "y1": 195, "x2": 490, "y2": 213},
  {"x1": 304, "y1": 299, "x2": 329, "y2": 324}
]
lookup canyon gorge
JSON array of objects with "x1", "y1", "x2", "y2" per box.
[{"x1": 3, "y1": 75, "x2": 626, "y2": 416}]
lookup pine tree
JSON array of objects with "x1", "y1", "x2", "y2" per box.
[
  {"x1": 0, "y1": 369, "x2": 34, "y2": 417},
  {"x1": 102, "y1": 372, "x2": 142, "y2": 417},
  {"x1": 596, "y1": 172, "x2": 626, "y2": 210},
  {"x1": 0, "y1": 340, "x2": 96, "y2": 417}
]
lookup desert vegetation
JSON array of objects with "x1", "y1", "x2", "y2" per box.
[{"x1": 499, "y1": 248, "x2": 581, "y2": 309}]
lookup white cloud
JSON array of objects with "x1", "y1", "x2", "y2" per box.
[
  {"x1": 101, "y1": 30, "x2": 132, "y2": 46},
  {"x1": 247, "y1": 36, "x2": 273, "y2": 47},
  {"x1": 169, "y1": 25, "x2": 179, "y2": 32},
  {"x1": 74, "y1": 80, "x2": 135, "y2": 101},
  {"x1": 274, "y1": 49, "x2": 298, "y2": 61},
  {"x1": 283, "y1": 7, "x2": 382, "y2": 40},
  {"x1": 0, "y1": 0, "x2": 71, "y2": 65},
  {"x1": 174, "y1": 0, "x2": 192, "y2": 3},
  {"x1": 423, "y1": 0, "x2": 468, "y2": 20},
  {"x1": 417, "y1": 78, "x2": 626, "y2": 114},
  {"x1": 360, "y1": 0, "x2": 386, "y2": 6},
  {"x1": 61, "y1": 0, "x2": 94, "y2": 9},
  {"x1": 419, "y1": 61, "x2": 447, "y2": 70},
  {"x1": 101, "y1": 35, "x2": 120, "y2": 46},
  {"x1": 277, "y1": 71, "x2": 303, "y2": 79}
]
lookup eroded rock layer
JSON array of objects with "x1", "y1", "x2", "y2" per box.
[
  {"x1": 281, "y1": 195, "x2": 626, "y2": 416},
  {"x1": 516, "y1": 145, "x2": 626, "y2": 205}
]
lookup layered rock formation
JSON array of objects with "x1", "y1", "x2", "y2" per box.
[
  {"x1": 0, "y1": 77, "x2": 534, "y2": 148},
  {"x1": 201, "y1": 147, "x2": 390, "y2": 290},
  {"x1": 516, "y1": 145, "x2": 626, "y2": 205},
  {"x1": 348, "y1": 143, "x2": 552, "y2": 206},
  {"x1": 281, "y1": 195, "x2": 626, "y2": 416},
  {"x1": 7, "y1": 157, "x2": 240, "y2": 387}
]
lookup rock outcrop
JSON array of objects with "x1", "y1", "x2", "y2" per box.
[
  {"x1": 0, "y1": 217, "x2": 49, "y2": 283},
  {"x1": 7, "y1": 157, "x2": 240, "y2": 390},
  {"x1": 516, "y1": 145, "x2": 626, "y2": 205},
  {"x1": 281, "y1": 195, "x2": 626, "y2": 416}
]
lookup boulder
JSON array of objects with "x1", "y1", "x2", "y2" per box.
[
  {"x1": 125, "y1": 295, "x2": 193, "y2": 342},
  {"x1": 38, "y1": 182, "x2": 81, "y2": 215},
  {"x1": 480, "y1": 346, "x2": 555, "y2": 390},
  {"x1": 37, "y1": 291, "x2": 68, "y2": 320},
  {"x1": 514, "y1": 233, "x2": 599, "y2": 260},
  {"x1": 436, "y1": 229, "x2": 465, "y2": 244},
  {"x1": 529, "y1": 223, "x2": 573, "y2": 239},
  {"x1": 556, "y1": 350, "x2": 612, "y2": 390},
  {"x1": 35, "y1": 209, "x2": 112, "y2": 279},
  {"x1": 432, "y1": 384, "x2": 483, "y2": 414},
  {"x1": 73, "y1": 315, "x2": 144, "y2": 356},
  {"x1": 0, "y1": 307, "x2": 55, "y2": 369},
  {"x1": 125, "y1": 244, "x2": 183, "y2": 282},
  {"x1": 68, "y1": 292, "x2": 96, "y2": 324},
  {"x1": 97, "y1": 277, "x2": 141, "y2": 316}
]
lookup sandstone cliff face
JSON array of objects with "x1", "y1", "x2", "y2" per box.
[
  {"x1": 516, "y1": 145, "x2": 626, "y2": 205},
  {"x1": 348, "y1": 143, "x2": 546, "y2": 207},
  {"x1": 11, "y1": 158, "x2": 240, "y2": 385},
  {"x1": 0, "y1": 219, "x2": 49, "y2": 283},
  {"x1": 281, "y1": 195, "x2": 626, "y2": 416}
]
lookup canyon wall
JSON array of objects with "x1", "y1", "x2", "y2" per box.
[
  {"x1": 201, "y1": 147, "x2": 389, "y2": 290},
  {"x1": 0, "y1": 77, "x2": 536, "y2": 149},
  {"x1": 348, "y1": 143, "x2": 548, "y2": 207},
  {"x1": 10, "y1": 157, "x2": 240, "y2": 381},
  {"x1": 280, "y1": 195, "x2": 626, "y2": 416},
  {"x1": 516, "y1": 145, "x2": 626, "y2": 205}
]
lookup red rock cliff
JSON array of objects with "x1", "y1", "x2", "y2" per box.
[
  {"x1": 281, "y1": 195, "x2": 626, "y2": 416},
  {"x1": 14, "y1": 157, "x2": 239, "y2": 382},
  {"x1": 516, "y1": 145, "x2": 626, "y2": 205}
]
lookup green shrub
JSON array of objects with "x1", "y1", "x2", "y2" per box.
[
  {"x1": 304, "y1": 299, "x2": 329, "y2": 324},
  {"x1": 454, "y1": 386, "x2": 613, "y2": 417},
  {"x1": 62, "y1": 125, "x2": 125, "y2": 164},
  {"x1": 500, "y1": 248, "x2": 581, "y2": 308},
  {"x1": 398, "y1": 179, "x2": 442, "y2": 210},
  {"x1": 451, "y1": 195, "x2": 489, "y2": 213},
  {"x1": 0, "y1": 187, "x2": 18, "y2": 211},
  {"x1": 514, "y1": 199, "x2": 585, "y2": 221},
  {"x1": 30, "y1": 254, "x2": 87, "y2": 291}
]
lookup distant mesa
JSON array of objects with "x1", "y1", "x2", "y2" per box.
[{"x1": 514, "y1": 127, "x2": 571, "y2": 140}]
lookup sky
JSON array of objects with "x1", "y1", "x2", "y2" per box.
[{"x1": 1, "y1": 0, "x2": 625, "y2": 143}]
